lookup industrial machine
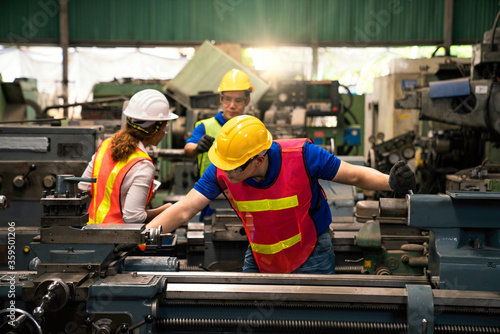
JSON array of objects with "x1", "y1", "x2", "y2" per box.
[
  {"x1": 366, "y1": 126, "x2": 488, "y2": 196},
  {"x1": 390, "y1": 13, "x2": 500, "y2": 194},
  {"x1": 0, "y1": 77, "x2": 48, "y2": 123},
  {"x1": 1, "y1": 124, "x2": 499, "y2": 334},
  {"x1": 2, "y1": 183, "x2": 500, "y2": 333},
  {"x1": 3, "y1": 29, "x2": 500, "y2": 334},
  {"x1": 264, "y1": 80, "x2": 363, "y2": 156},
  {"x1": 0, "y1": 125, "x2": 104, "y2": 271},
  {"x1": 445, "y1": 162, "x2": 500, "y2": 192},
  {"x1": 366, "y1": 55, "x2": 474, "y2": 195},
  {"x1": 1, "y1": 174, "x2": 177, "y2": 334},
  {"x1": 366, "y1": 56, "x2": 471, "y2": 146},
  {"x1": 394, "y1": 32, "x2": 500, "y2": 140}
]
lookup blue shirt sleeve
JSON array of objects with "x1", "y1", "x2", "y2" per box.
[
  {"x1": 193, "y1": 164, "x2": 222, "y2": 200},
  {"x1": 185, "y1": 123, "x2": 206, "y2": 144},
  {"x1": 304, "y1": 141, "x2": 341, "y2": 180}
]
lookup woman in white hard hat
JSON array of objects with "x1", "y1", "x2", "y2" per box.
[{"x1": 79, "y1": 89, "x2": 177, "y2": 225}]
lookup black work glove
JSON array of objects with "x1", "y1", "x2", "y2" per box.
[
  {"x1": 389, "y1": 160, "x2": 416, "y2": 197},
  {"x1": 195, "y1": 134, "x2": 215, "y2": 153}
]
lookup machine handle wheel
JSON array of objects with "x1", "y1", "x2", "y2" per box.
[{"x1": 0, "y1": 308, "x2": 43, "y2": 334}]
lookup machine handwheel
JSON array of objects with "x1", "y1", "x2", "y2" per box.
[
  {"x1": 0, "y1": 308, "x2": 43, "y2": 334},
  {"x1": 374, "y1": 266, "x2": 392, "y2": 275}
]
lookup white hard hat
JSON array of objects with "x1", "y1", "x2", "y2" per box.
[{"x1": 123, "y1": 89, "x2": 178, "y2": 121}]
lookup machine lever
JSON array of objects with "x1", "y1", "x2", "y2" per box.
[
  {"x1": 422, "y1": 318, "x2": 428, "y2": 334},
  {"x1": 13, "y1": 164, "x2": 37, "y2": 188},
  {"x1": 83, "y1": 317, "x2": 100, "y2": 331},
  {"x1": 345, "y1": 258, "x2": 364, "y2": 263},
  {"x1": 122, "y1": 315, "x2": 154, "y2": 333},
  {"x1": 32, "y1": 281, "x2": 59, "y2": 319},
  {"x1": 25, "y1": 164, "x2": 37, "y2": 177},
  {"x1": 0, "y1": 195, "x2": 7, "y2": 210},
  {"x1": 10, "y1": 314, "x2": 26, "y2": 328},
  {"x1": 63, "y1": 176, "x2": 96, "y2": 183}
]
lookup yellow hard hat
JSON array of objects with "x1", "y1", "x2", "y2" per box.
[
  {"x1": 208, "y1": 115, "x2": 272, "y2": 170},
  {"x1": 218, "y1": 69, "x2": 255, "y2": 93}
]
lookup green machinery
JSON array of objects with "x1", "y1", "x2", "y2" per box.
[
  {"x1": 86, "y1": 78, "x2": 174, "y2": 121},
  {"x1": 263, "y1": 80, "x2": 364, "y2": 156},
  {"x1": 0, "y1": 76, "x2": 45, "y2": 123},
  {"x1": 353, "y1": 198, "x2": 428, "y2": 276}
]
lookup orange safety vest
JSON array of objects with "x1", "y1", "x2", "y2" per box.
[
  {"x1": 217, "y1": 138, "x2": 318, "y2": 273},
  {"x1": 88, "y1": 138, "x2": 154, "y2": 224}
]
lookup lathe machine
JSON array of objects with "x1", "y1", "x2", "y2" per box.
[{"x1": 1, "y1": 174, "x2": 500, "y2": 334}]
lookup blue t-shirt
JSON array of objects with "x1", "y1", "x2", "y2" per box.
[
  {"x1": 194, "y1": 140, "x2": 341, "y2": 235},
  {"x1": 186, "y1": 111, "x2": 226, "y2": 144}
]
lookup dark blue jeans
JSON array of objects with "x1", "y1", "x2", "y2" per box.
[{"x1": 242, "y1": 229, "x2": 335, "y2": 274}]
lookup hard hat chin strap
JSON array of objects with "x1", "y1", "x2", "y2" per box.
[{"x1": 127, "y1": 118, "x2": 163, "y2": 134}]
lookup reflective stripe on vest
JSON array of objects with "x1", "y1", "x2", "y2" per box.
[
  {"x1": 234, "y1": 195, "x2": 301, "y2": 255},
  {"x1": 216, "y1": 138, "x2": 318, "y2": 273},
  {"x1": 88, "y1": 138, "x2": 153, "y2": 224},
  {"x1": 233, "y1": 195, "x2": 298, "y2": 212},
  {"x1": 250, "y1": 233, "x2": 302, "y2": 255},
  {"x1": 196, "y1": 117, "x2": 222, "y2": 176}
]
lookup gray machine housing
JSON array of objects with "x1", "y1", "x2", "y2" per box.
[{"x1": 0, "y1": 125, "x2": 104, "y2": 270}]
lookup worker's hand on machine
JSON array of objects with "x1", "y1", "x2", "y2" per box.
[
  {"x1": 389, "y1": 160, "x2": 416, "y2": 197},
  {"x1": 196, "y1": 135, "x2": 215, "y2": 153}
]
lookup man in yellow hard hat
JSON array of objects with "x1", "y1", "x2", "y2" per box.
[
  {"x1": 149, "y1": 115, "x2": 415, "y2": 274},
  {"x1": 184, "y1": 68, "x2": 254, "y2": 220}
]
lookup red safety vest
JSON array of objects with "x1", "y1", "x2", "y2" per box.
[
  {"x1": 88, "y1": 138, "x2": 154, "y2": 224},
  {"x1": 217, "y1": 138, "x2": 318, "y2": 273}
]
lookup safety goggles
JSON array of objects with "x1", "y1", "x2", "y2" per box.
[
  {"x1": 224, "y1": 157, "x2": 255, "y2": 176},
  {"x1": 221, "y1": 94, "x2": 247, "y2": 105},
  {"x1": 163, "y1": 121, "x2": 170, "y2": 134}
]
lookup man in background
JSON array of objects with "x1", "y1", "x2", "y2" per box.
[{"x1": 184, "y1": 68, "x2": 254, "y2": 220}]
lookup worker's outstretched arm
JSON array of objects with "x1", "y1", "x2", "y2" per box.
[
  {"x1": 184, "y1": 142, "x2": 199, "y2": 158},
  {"x1": 332, "y1": 160, "x2": 392, "y2": 191},
  {"x1": 146, "y1": 188, "x2": 211, "y2": 232},
  {"x1": 144, "y1": 202, "x2": 173, "y2": 224}
]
